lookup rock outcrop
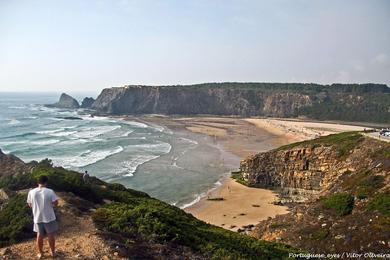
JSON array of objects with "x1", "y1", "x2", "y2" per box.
[
  {"x1": 244, "y1": 134, "x2": 390, "y2": 254},
  {"x1": 81, "y1": 97, "x2": 95, "y2": 108},
  {"x1": 238, "y1": 132, "x2": 385, "y2": 202},
  {"x1": 0, "y1": 149, "x2": 32, "y2": 180},
  {"x1": 91, "y1": 83, "x2": 390, "y2": 123},
  {"x1": 47, "y1": 93, "x2": 80, "y2": 109}
]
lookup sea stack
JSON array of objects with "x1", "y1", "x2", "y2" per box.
[
  {"x1": 80, "y1": 97, "x2": 95, "y2": 108},
  {"x1": 47, "y1": 93, "x2": 80, "y2": 109}
]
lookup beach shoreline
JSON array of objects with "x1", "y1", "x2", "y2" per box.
[{"x1": 125, "y1": 115, "x2": 368, "y2": 231}]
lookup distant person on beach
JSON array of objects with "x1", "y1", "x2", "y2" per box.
[
  {"x1": 27, "y1": 175, "x2": 59, "y2": 259},
  {"x1": 83, "y1": 170, "x2": 90, "y2": 183}
]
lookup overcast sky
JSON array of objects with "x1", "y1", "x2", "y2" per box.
[{"x1": 0, "y1": 0, "x2": 389, "y2": 93}]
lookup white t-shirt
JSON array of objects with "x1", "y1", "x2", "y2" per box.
[{"x1": 27, "y1": 187, "x2": 58, "y2": 223}]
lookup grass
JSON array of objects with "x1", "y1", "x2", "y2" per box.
[
  {"x1": 275, "y1": 132, "x2": 364, "y2": 158},
  {"x1": 311, "y1": 229, "x2": 329, "y2": 241},
  {"x1": 367, "y1": 193, "x2": 390, "y2": 215},
  {"x1": 231, "y1": 171, "x2": 251, "y2": 186},
  {"x1": 269, "y1": 222, "x2": 291, "y2": 230},
  {"x1": 356, "y1": 175, "x2": 385, "y2": 199},
  {"x1": 320, "y1": 193, "x2": 354, "y2": 216}
]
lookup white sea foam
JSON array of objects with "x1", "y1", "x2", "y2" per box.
[
  {"x1": 121, "y1": 155, "x2": 160, "y2": 177},
  {"x1": 37, "y1": 128, "x2": 65, "y2": 135},
  {"x1": 179, "y1": 137, "x2": 198, "y2": 145},
  {"x1": 8, "y1": 105, "x2": 27, "y2": 109},
  {"x1": 52, "y1": 146, "x2": 124, "y2": 168},
  {"x1": 120, "y1": 120, "x2": 148, "y2": 128},
  {"x1": 0, "y1": 140, "x2": 27, "y2": 145},
  {"x1": 50, "y1": 131, "x2": 78, "y2": 137},
  {"x1": 7, "y1": 118, "x2": 21, "y2": 125},
  {"x1": 132, "y1": 142, "x2": 172, "y2": 154},
  {"x1": 60, "y1": 138, "x2": 89, "y2": 145},
  {"x1": 121, "y1": 130, "x2": 134, "y2": 137},
  {"x1": 180, "y1": 192, "x2": 207, "y2": 209},
  {"x1": 31, "y1": 139, "x2": 61, "y2": 145},
  {"x1": 71, "y1": 125, "x2": 121, "y2": 139}
]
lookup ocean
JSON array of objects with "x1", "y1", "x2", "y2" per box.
[{"x1": 0, "y1": 92, "x2": 239, "y2": 208}]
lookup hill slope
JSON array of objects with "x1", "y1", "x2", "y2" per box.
[{"x1": 0, "y1": 151, "x2": 298, "y2": 259}]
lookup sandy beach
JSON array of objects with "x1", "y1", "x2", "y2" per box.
[{"x1": 139, "y1": 116, "x2": 368, "y2": 231}]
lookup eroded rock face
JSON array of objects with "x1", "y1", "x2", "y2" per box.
[
  {"x1": 47, "y1": 93, "x2": 80, "y2": 109},
  {"x1": 239, "y1": 136, "x2": 388, "y2": 202},
  {"x1": 81, "y1": 97, "x2": 95, "y2": 108},
  {"x1": 90, "y1": 83, "x2": 390, "y2": 123},
  {"x1": 239, "y1": 146, "x2": 340, "y2": 202},
  {"x1": 0, "y1": 149, "x2": 32, "y2": 180}
]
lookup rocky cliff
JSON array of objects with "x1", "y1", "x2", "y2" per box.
[
  {"x1": 91, "y1": 83, "x2": 390, "y2": 123},
  {"x1": 237, "y1": 132, "x2": 387, "y2": 202},
  {"x1": 0, "y1": 149, "x2": 33, "y2": 180},
  {"x1": 46, "y1": 93, "x2": 80, "y2": 109},
  {"x1": 236, "y1": 132, "x2": 390, "y2": 254}
]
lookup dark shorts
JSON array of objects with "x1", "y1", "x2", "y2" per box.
[{"x1": 33, "y1": 220, "x2": 58, "y2": 234}]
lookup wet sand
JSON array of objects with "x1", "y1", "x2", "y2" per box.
[{"x1": 135, "y1": 116, "x2": 366, "y2": 231}]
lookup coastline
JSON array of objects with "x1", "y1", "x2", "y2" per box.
[{"x1": 135, "y1": 116, "x2": 368, "y2": 232}]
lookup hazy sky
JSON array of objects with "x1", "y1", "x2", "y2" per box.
[{"x1": 1, "y1": 0, "x2": 390, "y2": 93}]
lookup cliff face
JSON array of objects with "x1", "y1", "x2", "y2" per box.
[
  {"x1": 47, "y1": 93, "x2": 80, "y2": 109},
  {"x1": 91, "y1": 83, "x2": 390, "y2": 123},
  {"x1": 241, "y1": 133, "x2": 390, "y2": 254},
  {"x1": 238, "y1": 133, "x2": 387, "y2": 202}
]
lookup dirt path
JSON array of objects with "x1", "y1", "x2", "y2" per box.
[{"x1": 3, "y1": 194, "x2": 123, "y2": 260}]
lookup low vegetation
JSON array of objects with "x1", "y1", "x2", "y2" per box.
[
  {"x1": 0, "y1": 194, "x2": 33, "y2": 247},
  {"x1": 231, "y1": 170, "x2": 250, "y2": 186},
  {"x1": 0, "y1": 159, "x2": 300, "y2": 258},
  {"x1": 276, "y1": 132, "x2": 364, "y2": 157},
  {"x1": 320, "y1": 193, "x2": 354, "y2": 216},
  {"x1": 367, "y1": 193, "x2": 390, "y2": 215}
]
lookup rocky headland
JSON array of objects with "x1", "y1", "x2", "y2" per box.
[{"x1": 88, "y1": 83, "x2": 390, "y2": 123}]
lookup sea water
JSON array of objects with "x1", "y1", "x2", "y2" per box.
[{"x1": 0, "y1": 92, "x2": 239, "y2": 207}]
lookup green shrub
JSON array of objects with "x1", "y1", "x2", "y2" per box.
[
  {"x1": 276, "y1": 132, "x2": 363, "y2": 157},
  {"x1": 367, "y1": 193, "x2": 390, "y2": 215},
  {"x1": 0, "y1": 194, "x2": 33, "y2": 246},
  {"x1": 92, "y1": 201, "x2": 300, "y2": 259},
  {"x1": 321, "y1": 193, "x2": 354, "y2": 216},
  {"x1": 311, "y1": 229, "x2": 329, "y2": 240}
]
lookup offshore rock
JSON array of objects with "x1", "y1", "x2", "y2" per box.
[{"x1": 47, "y1": 93, "x2": 80, "y2": 109}]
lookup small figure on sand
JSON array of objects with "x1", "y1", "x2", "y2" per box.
[
  {"x1": 83, "y1": 170, "x2": 90, "y2": 183},
  {"x1": 27, "y1": 175, "x2": 59, "y2": 259}
]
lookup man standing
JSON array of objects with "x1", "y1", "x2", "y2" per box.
[{"x1": 27, "y1": 175, "x2": 59, "y2": 259}]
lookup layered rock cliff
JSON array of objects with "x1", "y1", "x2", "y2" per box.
[
  {"x1": 240, "y1": 133, "x2": 390, "y2": 254},
  {"x1": 237, "y1": 132, "x2": 384, "y2": 202},
  {"x1": 91, "y1": 83, "x2": 390, "y2": 123}
]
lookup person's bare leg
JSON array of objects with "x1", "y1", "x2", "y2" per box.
[
  {"x1": 36, "y1": 233, "x2": 44, "y2": 258},
  {"x1": 47, "y1": 233, "x2": 56, "y2": 257}
]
